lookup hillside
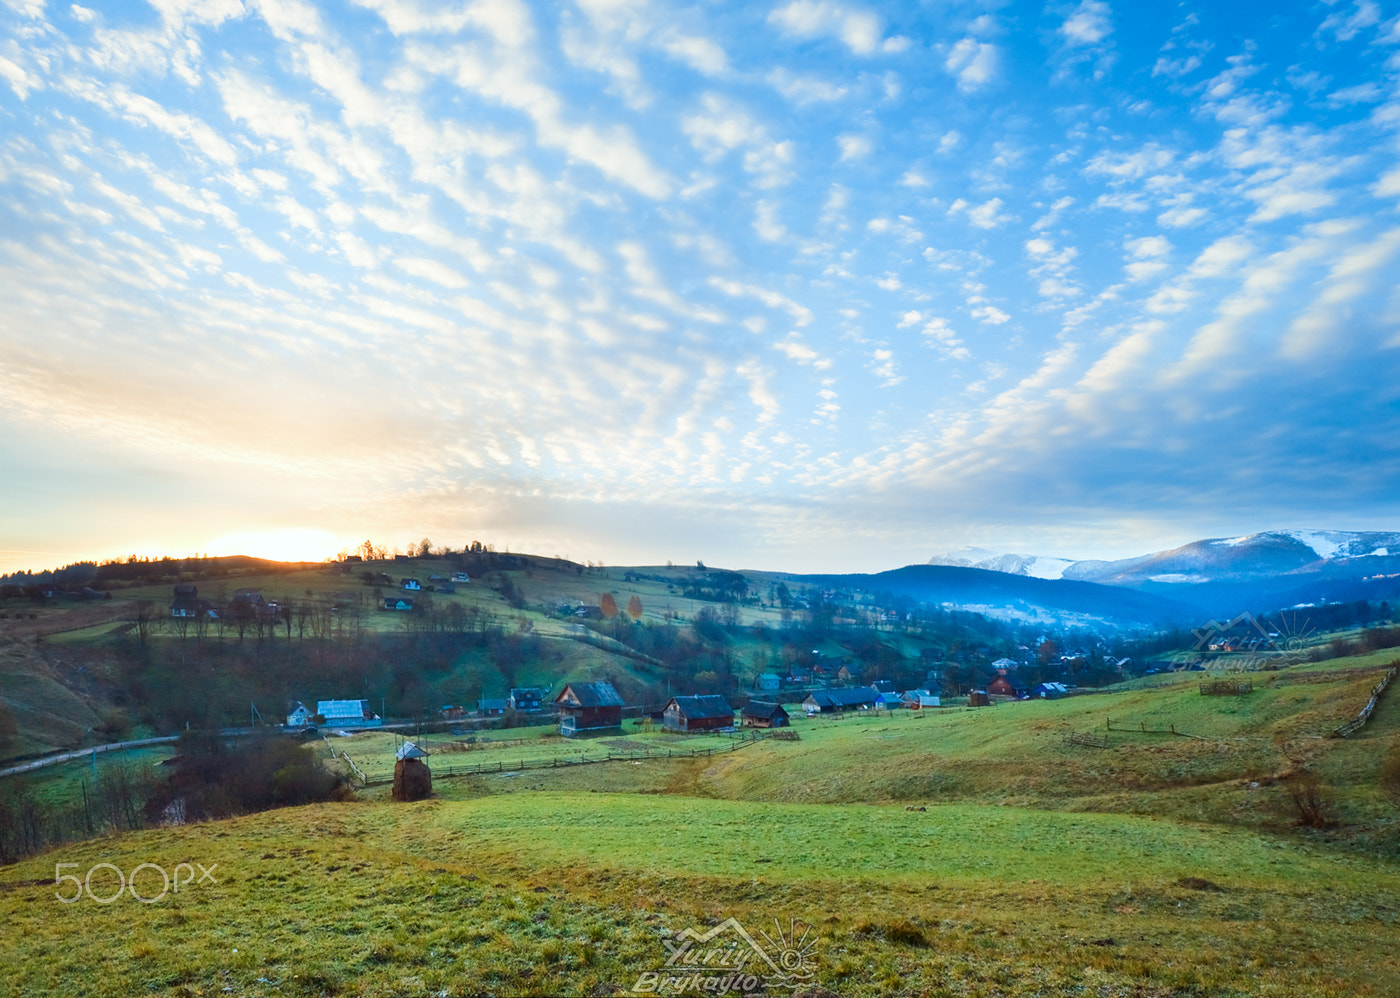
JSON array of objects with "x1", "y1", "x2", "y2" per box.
[
  {"x1": 2, "y1": 652, "x2": 1399, "y2": 996},
  {"x1": 796, "y1": 564, "x2": 1205, "y2": 628}
]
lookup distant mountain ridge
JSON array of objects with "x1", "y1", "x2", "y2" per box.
[
  {"x1": 934, "y1": 530, "x2": 1400, "y2": 586},
  {"x1": 927, "y1": 530, "x2": 1400, "y2": 622}
]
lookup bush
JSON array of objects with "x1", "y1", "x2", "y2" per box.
[
  {"x1": 1282, "y1": 771, "x2": 1333, "y2": 828},
  {"x1": 144, "y1": 731, "x2": 350, "y2": 823}
]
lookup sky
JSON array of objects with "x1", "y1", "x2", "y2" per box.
[{"x1": 1, "y1": 0, "x2": 1399, "y2": 575}]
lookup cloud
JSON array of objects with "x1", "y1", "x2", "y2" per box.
[
  {"x1": 837, "y1": 133, "x2": 872, "y2": 161},
  {"x1": 943, "y1": 38, "x2": 999, "y2": 92},
  {"x1": 768, "y1": 0, "x2": 886, "y2": 56},
  {"x1": 1060, "y1": 0, "x2": 1112, "y2": 46}
]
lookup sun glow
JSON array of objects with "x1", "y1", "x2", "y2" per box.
[{"x1": 206, "y1": 528, "x2": 343, "y2": 564}]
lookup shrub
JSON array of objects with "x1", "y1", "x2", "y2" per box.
[{"x1": 1282, "y1": 771, "x2": 1333, "y2": 828}]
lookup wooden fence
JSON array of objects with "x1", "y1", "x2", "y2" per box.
[
  {"x1": 351, "y1": 730, "x2": 772, "y2": 787},
  {"x1": 1331, "y1": 664, "x2": 1398, "y2": 739},
  {"x1": 1200, "y1": 680, "x2": 1254, "y2": 696},
  {"x1": 1064, "y1": 731, "x2": 1110, "y2": 749}
]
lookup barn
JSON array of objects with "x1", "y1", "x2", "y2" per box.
[
  {"x1": 802, "y1": 687, "x2": 879, "y2": 715},
  {"x1": 741, "y1": 701, "x2": 790, "y2": 728},
  {"x1": 555, "y1": 681, "x2": 624, "y2": 737},
  {"x1": 662, "y1": 695, "x2": 734, "y2": 732}
]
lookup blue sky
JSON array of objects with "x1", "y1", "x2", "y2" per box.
[{"x1": 1, "y1": 0, "x2": 1399, "y2": 573}]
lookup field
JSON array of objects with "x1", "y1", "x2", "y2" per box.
[{"x1": 4, "y1": 654, "x2": 1398, "y2": 996}]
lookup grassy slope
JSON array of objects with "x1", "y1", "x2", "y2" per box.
[
  {"x1": 2, "y1": 794, "x2": 1398, "y2": 998},
  {"x1": 3, "y1": 656, "x2": 1399, "y2": 995}
]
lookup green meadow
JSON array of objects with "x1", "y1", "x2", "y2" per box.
[{"x1": 3, "y1": 652, "x2": 1398, "y2": 996}]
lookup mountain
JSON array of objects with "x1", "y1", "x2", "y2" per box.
[
  {"x1": 795, "y1": 565, "x2": 1204, "y2": 630},
  {"x1": 930, "y1": 531, "x2": 1400, "y2": 621},
  {"x1": 927, "y1": 546, "x2": 1076, "y2": 580}
]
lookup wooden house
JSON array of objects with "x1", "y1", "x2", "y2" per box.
[
  {"x1": 382, "y1": 596, "x2": 414, "y2": 612},
  {"x1": 802, "y1": 686, "x2": 879, "y2": 714},
  {"x1": 555, "y1": 681, "x2": 624, "y2": 737},
  {"x1": 313, "y1": 699, "x2": 382, "y2": 728},
  {"x1": 438, "y1": 704, "x2": 466, "y2": 720},
  {"x1": 451, "y1": 571, "x2": 471, "y2": 583},
  {"x1": 968, "y1": 690, "x2": 991, "y2": 707},
  {"x1": 477, "y1": 698, "x2": 507, "y2": 716},
  {"x1": 507, "y1": 687, "x2": 545, "y2": 712},
  {"x1": 170, "y1": 583, "x2": 200, "y2": 619},
  {"x1": 662, "y1": 695, "x2": 734, "y2": 732},
  {"x1": 741, "y1": 701, "x2": 790, "y2": 728},
  {"x1": 987, "y1": 674, "x2": 1026, "y2": 698},
  {"x1": 401, "y1": 578, "x2": 422, "y2": 591},
  {"x1": 755, "y1": 673, "x2": 782, "y2": 693}
]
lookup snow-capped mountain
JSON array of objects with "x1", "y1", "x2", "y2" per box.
[
  {"x1": 1063, "y1": 530, "x2": 1400, "y2": 586},
  {"x1": 927, "y1": 546, "x2": 1077, "y2": 580},
  {"x1": 928, "y1": 530, "x2": 1400, "y2": 619}
]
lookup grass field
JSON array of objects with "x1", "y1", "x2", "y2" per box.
[{"x1": 2, "y1": 791, "x2": 1398, "y2": 997}]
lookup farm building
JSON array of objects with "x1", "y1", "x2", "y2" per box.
[
  {"x1": 872, "y1": 679, "x2": 897, "y2": 694},
  {"x1": 741, "y1": 701, "x2": 790, "y2": 728},
  {"x1": 290, "y1": 699, "x2": 382, "y2": 728},
  {"x1": 555, "y1": 681, "x2": 624, "y2": 737},
  {"x1": 478, "y1": 698, "x2": 507, "y2": 716},
  {"x1": 987, "y1": 674, "x2": 1027, "y2": 698},
  {"x1": 902, "y1": 689, "x2": 941, "y2": 709},
  {"x1": 754, "y1": 673, "x2": 782, "y2": 693},
  {"x1": 1034, "y1": 682, "x2": 1070, "y2": 699},
  {"x1": 662, "y1": 695, "x2": 734, "y2": 732},
  {"x1": 508, "y1": 687, "x2": 545, "y2": 712},
  {"x1": 170, "y1": 583, "x2": 199, "y2": 619},
  {"x1": 803, "y1": 687, "x2": 879, "y2": 714},
  {"x1": 968, "y1": 690, "x2": 992, "y2": 707},
  {"x1": 438, "y1": 705, "x2": 466, "y2": 720}
]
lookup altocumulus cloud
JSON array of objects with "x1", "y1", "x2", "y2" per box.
[{"x1": 1, "y1": 0, "x2": 1399, "y2": 572}]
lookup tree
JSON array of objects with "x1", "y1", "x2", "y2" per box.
[
  {"x1": 627, "y1": 595, "x2": 643, "y2": 621},
  {"x1": 417, "y1": 537, "x2": 433, "y2": 558},
  {"x1": 600, "y1": 593, "x2": 619, "y2": 619}
]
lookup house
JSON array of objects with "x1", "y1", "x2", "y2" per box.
[
  {"x1": 170, "y1": 583, "x2": 200, "y2": 619},
  {"x1": 311, "y1": 699, "x2": 382, "y2": 728},
  {"x1": 987, "y1": 674, "x2": 1027, "y2": 698},
  {"x1": 382, "y1": 597, "x2": 415, "y2": 612},
  {"x1": 802, "y1": 686, "x2": 879, "y2": 714},
  {"x1": 555, "y1": 681, "x2": 624, "y2": 737},
  {"x1": 401, "y1": 578, "x2": 422, "y2": 591},
  {"x1": 451, "y1": 572, "x2": 470, "y2": 583},
  {"x1": 507, "y1": 687, "x2": 545, "y2": 712},
  {"x1": 741, "y1": 701, "x2": 790, "y2": 728},
  {"x1": 902, "y1": 689, "x2": 941, "y2": 709},
  {"x1": 478, "y1": 698, "x2": 507, "y2": 716},
  {"x1": 286, "y1": 701, "x2": 313, "y2": 727},
  {"x1": 438, "y1": 704, "x2": 466, "y2": 720},
  {"x1": 755, "y1": 673, "x2": 782, "y2": 693},
  {"x1": 875, "y1": 690, "x2": 904, "y2": 709},
  {"x1": 991, "y1": 657, "x2": 1019, "y2": 671},
  {"x1": 871, "y1": 679, "x2": 898, "y2": 694},
  {"x1": 1034, "y1": 682, "x2": 1070, "y2": 699},
  {"x1": 662, "y1": 695, "x2": 734, "y2": 732},
  {"x1": 435, "y1": 582, "x2": 456, "y2": 594}
]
